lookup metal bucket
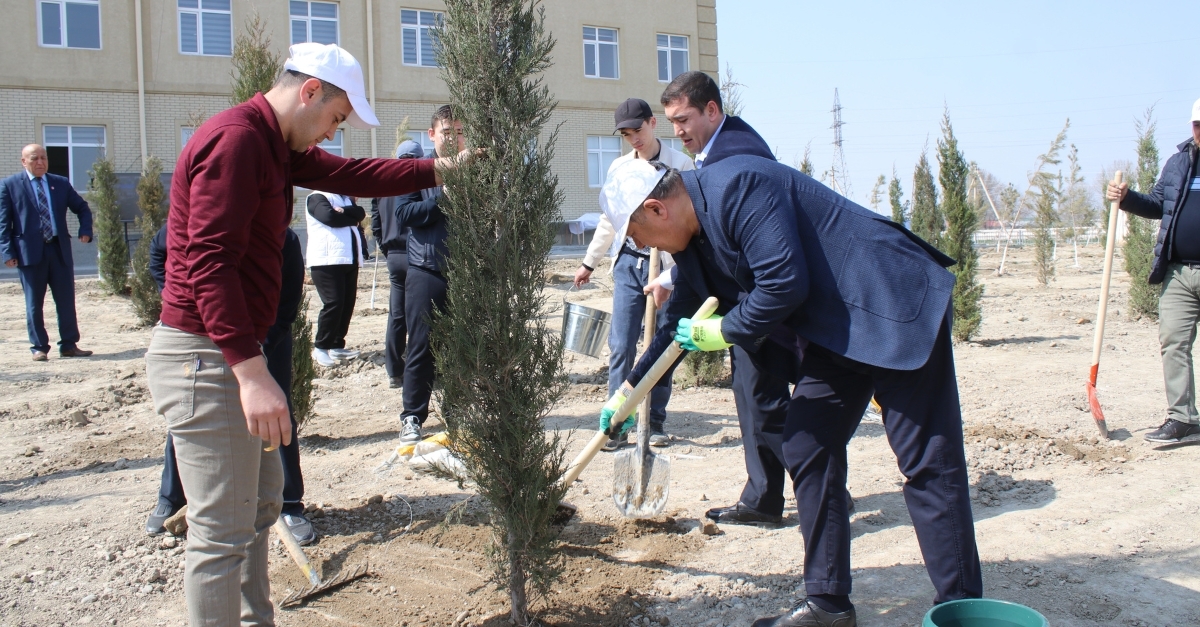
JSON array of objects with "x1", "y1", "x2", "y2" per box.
[{"x1": 561, "y1": 300, "x2": 611, "y2": 358}]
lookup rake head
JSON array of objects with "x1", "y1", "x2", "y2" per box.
[{"x1": 278, "y1": 562, "x2": 372, "y2": 607}]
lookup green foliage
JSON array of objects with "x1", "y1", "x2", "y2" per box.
[
  {"x1": 910, "y1": 150, "x2": 941, "y2": 248},
  {"x1": 89, "y1": 157, "x2": 126, "y2": 295},
  {"x1": 1029, "y1": 121, "x2": 1069, "y2": 286},
  {"x1": 433, "y1": 2, "x2": 568, "y2": 623},
  {"x1": 937, "y1": 111, "x2": 982, "y2": 341},
  {"x1": 230, "y1": 13, "x2": 282, "y2": 106},
  {"x1": 673, "y1": 350, "x2": 728, "y2": 388},
  {"x1": 1125, "y1": 108, "x2": 1160, "y2": 319},
  {"x1": 796, "y1": 143, "x2": 814, "y2": 177},
  {"x1": 129, "y1": 157, "x2": 167, "y2": 325},
  {"x1": 291, "y1": 290, "x2": 317, "y2": 427},
  {"x1": 888, "y1": 169, "x2": 907, "y2": 225},
  {"x1": 869, "y1": 174, "x2": 886, "y2": 213}
]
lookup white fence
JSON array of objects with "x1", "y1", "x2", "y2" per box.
[{"x1": 971, "y1": 227, "x2": 1104, "y2": 250}]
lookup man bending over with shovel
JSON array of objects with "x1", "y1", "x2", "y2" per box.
[{"x1": 597, "y1": 157, "x2": 982, "y2": 626}]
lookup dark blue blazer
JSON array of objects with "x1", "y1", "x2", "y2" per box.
[
  {"x1": 0, "y1": 171, "x2": 92, "y2": 267},
  {"x1": 701, "y1": 115, "x2": 775, "y2": 167},
  {"x1": 636, "y1": 155, "x2": 956, "y2": 378}
]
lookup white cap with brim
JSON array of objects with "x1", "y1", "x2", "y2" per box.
[
  {"x1": 599, "y1": 159, "x2": 667, "y2": 256},
  {"x1": 1192, "y1": 97, "x2": 1200, "y2": 123},
  {"x1": 283, "y1": 42, "x2": 379, "y2": 130}
]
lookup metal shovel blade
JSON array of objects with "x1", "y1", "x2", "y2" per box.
[{"x1": 612, "y1": 444, "x2": 670, "y2": 518}]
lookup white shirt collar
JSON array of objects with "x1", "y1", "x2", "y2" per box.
[{"x1": 694, "y1": 115, "x2": 728, "y2": 167}]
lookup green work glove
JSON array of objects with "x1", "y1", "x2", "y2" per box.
[
  {"x1": 675, "y1": 316, "x2": 733, "y2": 352},
  {"x1": 599, "y1": 389, "x2": 637, "y2": 437}
]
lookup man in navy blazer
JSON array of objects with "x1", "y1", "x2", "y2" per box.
[
  {"x1": 0, "y1": 144, "x2": 94, "y2": 361},
  {"x1": 655, "y1": 71, "x2": 795, "y2": 529},
  {"x1": 600, "y1": 158, "x2": 982, "y2": 626}
]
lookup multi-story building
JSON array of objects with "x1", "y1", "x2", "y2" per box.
[{"x1": 0, "y1": 0, "x2": 719, "y2": 266}]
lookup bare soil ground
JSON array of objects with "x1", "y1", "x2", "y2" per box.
[{"x1": 1, "y1": 245, "x2": 1198, "y2": 627}]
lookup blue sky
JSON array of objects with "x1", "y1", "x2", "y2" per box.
[{"x1": 717, "y1": 0, "x2": 1200, "y2": 209}]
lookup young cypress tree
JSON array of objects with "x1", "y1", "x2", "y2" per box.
[
  {"x1": 937, "y1": 111, "x2": 982, "y2": 341},
  {"x1": 230, "y1": 13, "x2": 282, "y2": 106},
  {"x1": 89, "y1": 157, "x2": 126, "y2": 295},
  {"x1": 889, "y1": 168, "x2": 907, "y2": 225},
  {"x1": 1029, "y1": 122, "x2": 1069, "y2": 286},
  {"x1": 869, "y1": 174, "x2": 886, "y2": 213},
  {"x1": 795, "y1": 142, "x2": 814, "y2": 177},
  {"x1": 1125, "y1": 109, "x2": 1160, "y2": 319},
  {"x1": 129, "y1": 157, "x2": 167, "y2": 325},
  {"x1": 433, "y1": 2, "x2": 568, "y2": 623},
  {"x1": 291, "y1": 291, "x2": 316, "y2": 427},
  {"x1": 910, "y1": 150, "x2": 941, "y2": 248}
]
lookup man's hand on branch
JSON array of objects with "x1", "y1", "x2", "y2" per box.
[
  {"x1": 574, "y1": 265, "x2": 593, "y2": 288},
  {"x1": 231, "y1": 356, "x2": 291, "y2": 450},
  {"x1": 433, "y1": 148, "x2": 487, "y2": 186},
  {"x1": 1106, "y1": 181, "x2": 1128, "y2": 203}
]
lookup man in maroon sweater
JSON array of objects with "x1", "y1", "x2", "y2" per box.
[{"x1": 146, "y1": 43, "x2": 462, "y2": 624}]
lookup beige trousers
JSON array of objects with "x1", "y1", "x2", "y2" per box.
[
  {"x1": 1159, "y1": 263, "x2": 1200, "y2": 425},
  {"x1": 146, "y1": 325, "x2": 283, "y2": 626}
]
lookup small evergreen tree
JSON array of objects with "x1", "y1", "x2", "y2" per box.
[
  {"x1": 291, "y1": 290, "x2": 317, "y2": 427},
  {"x1": 129, "y1": 157, "x2": 167, "y2": 325},
  {"x1": 1059, "y1": 145, "x2": 1094, "y2": 268},
  {"x1": 1028, "y1": 122, "x2": 1069, "y2": 286},
  {"x1": 720, "y1": 63, "x2": 745, "y2": 117},
  {"x1": 230, "y1": 12, "x2": 282, "y2": 106},
  {"x1": 910, "y1": 150, "x2": 941, "y2": 248},
  {"x1": 937, "y1": 111, "x2": 982, "y2": 341},
  {"x1": 434, "y1": 2, "x2": 568, "y2": 623},
  {"x1": 869, "y1": 174, "x2": 886, "y2": 213},
  {"x1": 90, "y1": 157, "x2": 126, "y2": 295},
  {"x1": 889, "y1": 168, "x2": 907, "y2": 225},
  {"x1": 1125, "y1": 108, "x2": 1160, "y2": 318},
  {"x1": 796, "y1": 142, "x2": 814, "y2": 177}
]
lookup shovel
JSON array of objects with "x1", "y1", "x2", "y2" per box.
[
  {"x1": 553, "y1": 297, "x2": 720, "y2": 523},
  {"x1": 1086, "y1": 171, "x2": 1122, "y2": 440}
]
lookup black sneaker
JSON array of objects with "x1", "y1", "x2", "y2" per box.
[
  {"x1": 1145, "y1": 419, "x2": 1200, "y2": 443},
  {"x1": 601, "y1": 436, "x2": 628, "y2": 452},
  {"x1": 146, "y1": 500, "x2": 182, "y2": 536},
  {"x1": 389, "y1": 377, "x2": 402, "y2": 389},
  {"x1": 281, "y1": 513, "x2": 317, "y2": 546},
  {"x1": 752, "y1": 598, "x2": 856, "y2": 627}
]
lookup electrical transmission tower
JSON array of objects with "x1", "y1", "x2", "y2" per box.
[{"x1": 828, "y1": 88, "x2": 852, "y2": 199}]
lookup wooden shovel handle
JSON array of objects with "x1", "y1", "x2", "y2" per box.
[
  {"x1": 1091, "y1": 171, "x2": 1123, "y2": 369},
  {"x1": 560, "y1": 296, "x2": 719, "y2": 487}
]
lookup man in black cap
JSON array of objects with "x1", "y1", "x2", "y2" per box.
[{"x1": 574, "y1": 98, "x2": 694, "y2": 449}]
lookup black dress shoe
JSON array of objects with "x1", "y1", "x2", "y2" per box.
[
  {"x1": 60, "y1": 347, "x2": 93, "y2": 357},
  {"x1": 752, "y1": 599, "x2": 857, "y2": 627},
  {"x1": 146, "y1": 500, "x2": 182, "y2": 535},
  {"x1": 704, "y1": 501, "x2": 783, "y2": 527}
]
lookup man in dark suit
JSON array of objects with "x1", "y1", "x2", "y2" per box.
[
  {"x1": 0, "y1": 144, "x2": 94, "y2": 361},
  {"x1": 371, "y1": 139, "x2": 424, "y2": 389},
  {"x1": 600, "y1": 158, "x2": 982, "y2": 626},
  {"x1": 653, "y1": 71, "x2": 793, "y2": 529}
]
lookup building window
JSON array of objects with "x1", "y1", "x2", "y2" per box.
[
  {"x1": 583, "y1": 27, "x2": 618, "y2": 79},
  {"x1": 178, "y1": 0, "x2": 231, "y2": 56},
  {"x1": 290, "y1": 1, "x2": 338, "y2": 45},
  {"x1": 401, "y1": 9, "x2": 441, "y2": 67},
  {"x1": 38, "y1": 0, "x2": 101, "y2": 49},
  {"x1": 657, "y1": 34, "x2": 688, "y2": 82},
  {"x1": 43, "y1": 125, "x2": 106, "y2": 190},
  {"x1": 662, "y1": 137, "x2": 687, "y2": 155},
  {"x1": 406, "y1": 131, "x2": 436, "y2": 157},
  {"x1": 318, "y1": 130, "x2": 344, "y2": 157},
  {"x1": 180, "y1": 127, "x2": 195, "y2": 152},
  {"x1": 587, "y1": 136, "x2": 622, "y2": 187}
]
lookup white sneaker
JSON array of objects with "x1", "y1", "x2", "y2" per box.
[
  {"x1": 399, "y1": 415, "x2": 422, "y2": 444},
  {"x1": 329, "y1": 348, "x2": 359, "y2": 360},
  {"x1": 311, "y1": 348, "x2": 337, "y2": 367}
]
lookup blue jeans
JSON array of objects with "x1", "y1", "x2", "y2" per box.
[{"x1": 607, "y1": 251, "x2": 672, "y2": 432}]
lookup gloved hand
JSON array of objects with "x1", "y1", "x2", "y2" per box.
[
  {"x1": 675, "y1": 316, "x2": 733, "y2": 352},
  {"x1": 599, "y1": 389, "x2": 637, "y2": 437}
]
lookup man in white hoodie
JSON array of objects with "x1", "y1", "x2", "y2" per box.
[
  {"x1": 306, "y1": 191, "x2": 367, "y2": 366},
  {"x1": 574, "y1": 98, "x2": 695, "y2": 450}
]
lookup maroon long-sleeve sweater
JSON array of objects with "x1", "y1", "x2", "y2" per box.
[{"x1": 161, "y1": 93, "x2": 437, "y2": 365}]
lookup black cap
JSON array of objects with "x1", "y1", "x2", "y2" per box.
[{"x1": 614, "y1": 98, "x2": 653, "y2": 131}]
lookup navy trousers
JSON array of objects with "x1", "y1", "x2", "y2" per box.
[
  {"x1": 159, "y1": 322, "x2": 306, "y2": 516},
  {"x1": 18, "y1": 240, "x2": 80, "y2": 353},
  {"x1": 607, "y1": 251, "x2": 673, "y2": 432},
  {"x1": 384, "y1": 250, "x2": 408, "y2": 379},
  {"x1": 783, "y1": 308, "x2": 982, "y2": 603},
  {"x1": 402, "y1": 267, "x2": 448, "y2": 424},
  {"x1": 730, "y1": 346, "x2": 791, "y2": 516}
]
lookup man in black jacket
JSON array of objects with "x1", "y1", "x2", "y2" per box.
[
  {"x1": 371, "y1": 139, "x2": 424, "y2": 388},
  {"x1": 1107, "y1": 97, "x2": 1200, "y2": 444},
  {"x1": 395, "y1": 105, "x2": 464, "y2": 444},
  {"x1": 145, "y1": 226, "x2": 316, "y2": 544}
]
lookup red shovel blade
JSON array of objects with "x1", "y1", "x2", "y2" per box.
[{"x1": 1086, "y1": 364, "x2": 1110, "y2": 440}]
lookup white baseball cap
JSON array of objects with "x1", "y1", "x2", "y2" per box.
[
  {"x1": 284, "y1": 42, "x2": 379, "y2": 129},
  {"x1": 1192, "y1": 97, "x2": 1200, "y2": 123},
  {"x1": 599, "y1": 159, "x2": 667, "y2": 255}
]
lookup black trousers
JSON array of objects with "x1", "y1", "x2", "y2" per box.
[
  {"x1": 402, "y1": 267, "x2": 448, "y2": 423},
  {"x1": 730, "y1": 345, "x2": 792, "y2": 516},
  {"x1": 310, "y1": 264, "x2": 359, "y2": 350},
  {"x1": 783, "y1": 307, "x2": 982, "y2": 602},
  {"x1": 385, "y1": 251, "x2": 408, "y2": 378},
  {"x1": 159, "y1": 326, "x2": 306, "y2": 516}
]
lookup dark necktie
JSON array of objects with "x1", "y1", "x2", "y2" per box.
[{"x1": 33, "y1": 177, "x2": 53, "y2": 242}]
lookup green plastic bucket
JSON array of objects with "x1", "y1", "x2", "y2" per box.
[{"x1": 923, "y1": 599, "x2": 1048, "y2": 627}]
